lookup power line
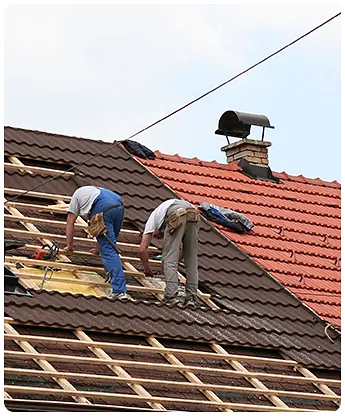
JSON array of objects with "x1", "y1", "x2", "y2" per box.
[{"x1": 4, "y1": 11, "x2": 341, "y2": 205}]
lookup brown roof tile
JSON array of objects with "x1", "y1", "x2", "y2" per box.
[
  {"x1": 4, "y1": 126, "x2": 341, "y2": 369},
  {"x1": 4, "y1": 290, "x2": 340, "y2": 368}
]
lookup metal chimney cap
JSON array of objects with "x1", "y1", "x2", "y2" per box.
[{"x1": 215, "y1": 110, "x2": 274, "y2": 140}]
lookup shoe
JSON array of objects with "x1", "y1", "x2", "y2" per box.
[
  {"x1": 161, "y1": 296, "x2": 180, "y2": 306},
  {"x1": 109, "y1": 292, "x2": 128, "y2": 300},
  {"x1": 184, "y1": 296, "x2": 196, "y2": 307}
]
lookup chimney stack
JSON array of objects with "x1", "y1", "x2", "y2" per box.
[
  {"x1": 221, "y1": 138, "x2": 271, "y2": 166},
  {"x1": 215, "y1": 110, "x2": 274, "y2": 166}
]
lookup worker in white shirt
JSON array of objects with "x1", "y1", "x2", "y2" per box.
[
  {"x1": 64, "y1": 185, "x2": 127, "y2": 300},
  {"x1": 139, "y1": 199, "x2": 200, "y2": 306}
]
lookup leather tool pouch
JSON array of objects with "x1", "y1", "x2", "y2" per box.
[
  {"x1": 88, "y1": 213, "x2": 107, "y2": 238},
  {"x1": 166, "y1": 210, "x2": 183, "y2": 234},
  {"x1": 185, "y1": 207, "x2": 200, "y2": 222},
  {"x1": 87, "y1": 204, "x2": 122, "y2": 238},
  {"x1": 166, "y1": 207, "x2": 200, "y2": 234}
]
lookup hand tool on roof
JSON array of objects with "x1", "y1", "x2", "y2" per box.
[
  {"x1": 19, "y1": 242, "x2": 60, "y2": 271},
  {"x1": 31, "y1": 242, "x2": 60, "y2": 261},
  {"x1": 39, "y1": 266, "x2": 55, "y2": 289}
]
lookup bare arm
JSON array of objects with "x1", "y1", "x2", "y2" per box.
[
  {"x1": 64, "y1": 212, "x2": 77, "y2": 251},
  {"x1": 139, "y1": 233, "x2": 154, "y2": 276}
]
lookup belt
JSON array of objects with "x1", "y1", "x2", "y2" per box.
[
  {"x1": 103, "y1": 203, "x2": 123, "y2": 213},
  {"x1": 89, "y1": 202, "x2": 123, "y2": 219}
]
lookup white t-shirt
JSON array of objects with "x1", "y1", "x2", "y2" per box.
[
  {"x1": 143, "y1": 199, "x2": 179, "y2": 234},
  {"x1": 68, "y1": 186, "x2": 101, "y2": 218}
]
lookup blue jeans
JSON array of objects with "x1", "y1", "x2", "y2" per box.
[{"x1": 90, "y1": 189, "x2": 126, "y2": 294}]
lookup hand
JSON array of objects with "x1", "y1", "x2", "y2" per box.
[
  {"x1": 89, "y1": 247, "x2": 100, "y2": 255},
  {"x1": 144, "y1": 267, "x2": 154, "y2": 277},
  {"x1": 63, "y1": 246, "x2": 74, "y2": 252}
]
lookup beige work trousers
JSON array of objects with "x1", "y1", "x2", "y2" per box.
[{"x1": 162, "y1": 203, "x2": 199, "y2": 299}]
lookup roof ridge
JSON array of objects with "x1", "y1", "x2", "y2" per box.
[
  {"x1": 5, "y1": 125, "x2": 107, "y2": 144},
  {"x1": 145, "y1": 160, "x2": 340, "y2": 197},
  {"x1": 154, "y1": 150, "x2": 240, "y2": 171},
  {"x1": 6, "y1": 127, "x2": 340, "y2": 186},
  {"x1": 154, "y1": 150, "x2": 341, "y2": 187}
]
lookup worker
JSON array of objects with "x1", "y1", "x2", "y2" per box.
[
  {"x1": 64, "y1": 185, "x2": 127, "y2": 300},
  {"x1": 140, "y1": 198, "x2": 200, "y2": 306}
]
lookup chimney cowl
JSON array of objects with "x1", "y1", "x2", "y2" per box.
[
  {"x1": 215, "y1": 110, "x2": 274, "y2": 142},
  {"x1": 216, "y1": 110, "x2": 275, "y2": 167},
  {"x1": 215, "y1": 110, "x2": 279, "y2": 182}
]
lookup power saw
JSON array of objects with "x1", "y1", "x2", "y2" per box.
[{"x1": 31, "y1": 242, "x2": 59, "y2": 261}]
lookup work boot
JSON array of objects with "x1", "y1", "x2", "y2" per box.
[
  {"x1": 108, "y1": 292, "x2": 128, "y2": 300},
  {"x1": 183, "y1": 296, "x2": 196, "y2": 307},
  {"x1": 161, "y1": 296, "x2": 180, "y2": 306}
]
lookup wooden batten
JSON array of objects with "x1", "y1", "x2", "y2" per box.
[
  {"x1": 4, "y1": 162, "x2": 75, "y2": 177},
  {"x1": 3, "y1": 155, "x2": 341, "y2": 413}
]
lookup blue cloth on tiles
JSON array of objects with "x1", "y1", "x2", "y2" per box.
[
  {"x1": 90, "y1": 188, "x2": 126, "y2": 294},
  {"x1": 199, "y1": 202, "x2": 254, "y2": 234}
]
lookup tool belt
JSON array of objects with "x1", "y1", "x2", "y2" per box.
[
  {"x1": 166, "y1": 207, "x2": 200, "y2": 234},
  {"x1": 87, "y1": 204, "x2": 122, "y2": 238}
]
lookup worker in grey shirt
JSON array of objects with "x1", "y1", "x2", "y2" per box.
[
  {"x1": 67, "y1": 186, "x2": 100, "y2": 221},
  {"x1": 139, "y1": 199, "x2": 200, "y2": 306}
]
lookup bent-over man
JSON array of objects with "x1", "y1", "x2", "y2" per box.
[
  {"x1": 140, "y1": 198, "x2": 200, "y2": 306},
  {"x1": 64, "y1": 185, "x2": 127, "y2": 300}
]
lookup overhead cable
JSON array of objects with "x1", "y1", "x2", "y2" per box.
[{"x1": 4, "y1": 12, "x2": 341, "y2": 204}]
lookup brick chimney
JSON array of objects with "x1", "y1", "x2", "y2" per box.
[
  {"x1": 221, "y1": 138, "x2": 271, "y2": 166},
  {"x1": 215, "y1": 110, "x2": 274, "y2": 167}
]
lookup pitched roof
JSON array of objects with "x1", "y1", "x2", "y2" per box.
[
  {"x1": 5, "y1": 315, "x2": 340, "y2": 412},
  {"x1": 4, "y1": 126, "x2": 341, "y2": 370},
  {"x1": 5, "y1": 289, "x2": 341, "y2": 366},
  {"x1": 139, "y1": 151, "x2": 341, "y2": 327}
]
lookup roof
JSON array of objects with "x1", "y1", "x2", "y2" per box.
[
  {"x1": 5, "y1": 289, "x2": 340, "y2": 363},
  {"x1": 4, "y1": 126, "x2": 340, "y2": 371},
  {"x1": 139, "y1": 151, "x2": 341, "y2": 327},
  {"x1": 5, "y1": 313, "x2": 341, "y2": 412}
]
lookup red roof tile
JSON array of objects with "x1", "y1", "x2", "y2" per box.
[
  {"x1": 140, "y1": 152, "x2": 341, "y2": 326},
  {"x1": 4, "y1": 127, "x2": 341, "y2": 370}
]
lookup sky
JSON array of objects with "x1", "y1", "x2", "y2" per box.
[{"x1": 3, "y1": 1, "x2": 342, "y2": 182}]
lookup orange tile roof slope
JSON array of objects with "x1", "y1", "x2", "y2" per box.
[{"x1": 140, "y1": 151, "x2": 341, "y2": 327}]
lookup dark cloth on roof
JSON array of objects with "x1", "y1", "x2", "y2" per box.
[
  {"x1": 121, "y1": 140, "x2": 156, "y2": 159},
  {"x1": 199, "y1": 202, "x2": 254, "y2": 234}
]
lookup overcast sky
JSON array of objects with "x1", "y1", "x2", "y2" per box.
[{"x1": 3, "y1": 2, "x2": 342, "y2": 182}]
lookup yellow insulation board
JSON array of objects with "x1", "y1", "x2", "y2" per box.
[{"x1": 18, "y1": 267, "x2": 105, "y2": 296}]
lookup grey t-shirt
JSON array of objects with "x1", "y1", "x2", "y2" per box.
[
  {"x1": 143, "y1": 199, "x2": 178, "y2": 234},
  {"x1": 68, "y1": 186, "x2": 101, "y2": 218}
]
